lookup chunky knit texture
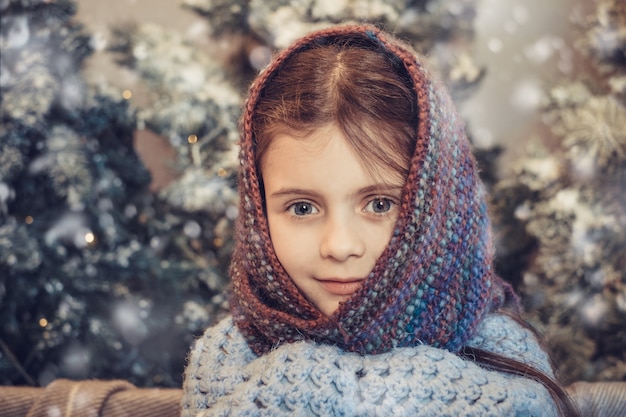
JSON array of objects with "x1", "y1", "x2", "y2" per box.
[
  {"x1": 229, "y1": 24, "x2": 515, "y2": 355},
  {"x1": 181, "y1": 314, "x2": 557, "y2": 417}
]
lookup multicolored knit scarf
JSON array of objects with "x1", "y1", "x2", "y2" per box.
[{"x1": 230, "y1": 24, "x2": 513, "y2": 355}]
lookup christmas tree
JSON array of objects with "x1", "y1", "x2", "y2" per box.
[
  {"x1": 0, "y1": 0, "x2": 234, "y2": 387},
  {"x1": 490, "y1": 0, "x2": 626, "y2": 383}
]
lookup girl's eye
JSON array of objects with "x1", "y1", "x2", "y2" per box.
[
  {"x1": 288, "y1": 202, "x2": 318, "y2": 216},
  {"x1": 365, "y1": 198, "x2": 395, "y2": 214}
]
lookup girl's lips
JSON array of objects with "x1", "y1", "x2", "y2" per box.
[{"x1": 317, "y1": 279, "x2": 364, "y2": 296}]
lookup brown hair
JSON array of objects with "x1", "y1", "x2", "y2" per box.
[{"x1": 252, "y1": 35, "x2": 418, "y2": 183}]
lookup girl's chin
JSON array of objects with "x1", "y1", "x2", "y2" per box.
[{"x1": 316, "y1": 296, "x2": 354, "y2": 316}]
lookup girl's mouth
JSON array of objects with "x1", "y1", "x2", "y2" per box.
[{"x1": 316, "y1": 279, "x2": 364, "y2": 296}]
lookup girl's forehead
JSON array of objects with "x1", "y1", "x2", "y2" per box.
[
  {"x1": 261, "y1": 122, "x2": 409, "y2": 184},
  {"x1": 262, "y1": 125, "x2": 407, "y2": 189},
  {"x1": 264, "y1": 125, "x2": 352, "y2": 162},
  {"x1": 259, "y1": 124, "x2": 332, "y2": 166},
  {"x1": 268, "y1": 124, "x2": 335, "y2": 148}
]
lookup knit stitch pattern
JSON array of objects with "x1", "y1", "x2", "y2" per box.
[
  {"x1": 229, "y1": 24, "x2": 513, "y2": 355},
  {"x1": 181, "y1": 314, "x2": 557, "y2": 417}
]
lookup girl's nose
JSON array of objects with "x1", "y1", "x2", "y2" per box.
[{"x1": 319, "y1": 215, "x2": 365, "y2": 261}]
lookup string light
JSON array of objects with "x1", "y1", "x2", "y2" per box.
[
  {"x1": 187, "y1": 134, "x2": 198, "y2": 144},
  {"x1": 122, "y1": 89, "x2": 133, "y2": 100},
  {"x1": 85, "y1": 232, "x2": 95, "y2": 244},
  {"x1": 217, "y1": 168, "x2": 227, "y2": 177},
  {"x1": 39, "y1": 318, "x2": 48, "y2": 327},
  {"x1": 25, "y1": 215, "x2": 34, "y2": 224}
]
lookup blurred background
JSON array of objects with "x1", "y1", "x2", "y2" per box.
[{"x1": 1, "y1": 0, "x2": 625, "y2": 388}]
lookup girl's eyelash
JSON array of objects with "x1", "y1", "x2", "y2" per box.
[
  {"x1": 282, "y1": 196, "x2": 399, "y2": 220},
  {"x1": 285, "y1": 201, "x2": 319, "y2": 217},
  {"x1": 363, "y1": 196, "x2": 399, "y2": 217}
]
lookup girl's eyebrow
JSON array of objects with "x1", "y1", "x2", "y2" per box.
[
  {"x1": 268, "y1": 188, "x2": 319, "y2": 199},
  {"x1": 269, "y1": 184, "x2": 403, "y2": 199},
  {"x1": 358, "y1": 184, "x2": 404, "y2": 195}
]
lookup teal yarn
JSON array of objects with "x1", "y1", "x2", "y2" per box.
[
  {"x1": 229, "y1": 24, "x2": 516, "y2": 356},
  {"x1": 181, "y1": 314, "x2": 557, "y2": 417}
]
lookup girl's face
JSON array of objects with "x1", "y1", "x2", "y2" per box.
[{"x1": 262, "y1": 125, "x2": 404, "y2": 315}]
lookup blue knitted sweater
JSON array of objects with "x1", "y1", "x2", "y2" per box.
[{"x1": 181, "y1": 314, "x2": 558, "y2": 417}]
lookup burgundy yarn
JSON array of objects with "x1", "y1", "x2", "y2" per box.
[{"x1": 229, "y1": 24, "x2": 514, "y2": 355}]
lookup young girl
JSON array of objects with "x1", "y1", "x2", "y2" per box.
[{"x1": 181, "y1": 24, "x2": 580, "y2": 416}]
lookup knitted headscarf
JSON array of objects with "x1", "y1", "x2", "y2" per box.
[{"x1": 230, "y1": 24, "x2": 512, "y2": 355}]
